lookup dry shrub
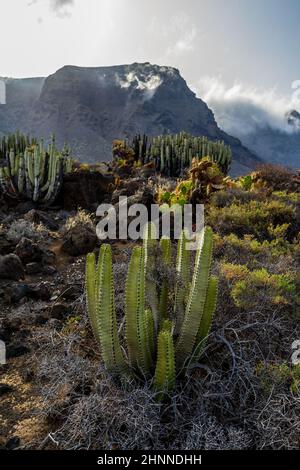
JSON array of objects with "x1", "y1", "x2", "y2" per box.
[
  {"x1": 64, "y1": 209, "x2": 94, "y2": 232},
  {"x1": 257, "y1": 163, "x2": 295, "y2": 191},
  {"x1": 7, "y1": 219, "x2": 48, "y2": 243}
]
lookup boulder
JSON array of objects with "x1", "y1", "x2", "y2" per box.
[
  {"x1": 111, "y1": 178, "x2": 145, "y2": 204},
  {"x1": 25, "y1": 262, "x2": 42, "y2": 275},
  {"x1": 42, "y1": 265, "x2": 57, "y2": 275},
  {"x1": 0, "y1": 234, "x2": 16, "y2": 255},
  {"x1": 62, "y1": 224, "x2": 97, "y2": 256},
  {"x1": 6, "y1": 341, "x2": 30, "y2": 359},
  {"x1": 3, "y1": 283, "x2": 30, "y2": 303},
  {"x1": 14, "y1": 237, "x2": 55, "y2": 266},
  {"x1": 3, "y1": 282, "x2": 51, "y2": 304},
  {"x1": 14, "y1": 201, "x2": 36, "y2": 214},
  {"x1": 0, "y1": 254, "x2": 25, "y2": 280},
  {"x1": 14, "y1": 237, "x2": 43, "y2": 264},
  {"x1": 24, "y1": 209, "x2": 59, "y2": 231},
  {"x1": 62, "y1": 171, "x2": 114, "y2": 211},
  {"x1": 44, "y1": 302, "x2": 69, "y2": 320}
]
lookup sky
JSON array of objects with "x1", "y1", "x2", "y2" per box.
[{"x1": 1, "y1": 0, "x2": 300, "y2": 132}]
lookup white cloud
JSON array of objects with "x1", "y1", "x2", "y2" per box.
[
  {"x1": 116, "y1": 72, "x2": 162, "y2": 90},
  {"x1": 29, "y1": 0, "x2": 75, "y2": 18},
  {"x1": 167, "y1": 25, "x2": 197, "y2": 55},
  {"x1": 194, "y1": 76, "x2": 300, "y2": 135},
  {"x1": 51, "y1": 0, "x2": 74, "y2": 15},
  {"x1": 115, "y1": 71, "x2": 163, "y2": 100},
  {"x1": 149, "y1": 12, "x2": 198, "y2": 60}
]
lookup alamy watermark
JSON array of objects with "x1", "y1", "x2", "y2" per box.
[
  {"x1": 96, "y1": 197, "x2": 204, "y2": 250},
  {"x1": 291, "y1": 340, "x2": 300, "y2": 365},
  {"x1": 0, "y1": 340, "x2": 6, "y2": 365},
  {"x1": 0, "y1": 79, "x2": 6, "y2": 104}
]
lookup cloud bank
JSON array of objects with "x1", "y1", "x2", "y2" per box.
[
  {"x1": 194, "y1": 77, "x2": 300, "y2": 136},
  {"x1": 29, "y1": 0, "x2": 75, "y2": 18}
]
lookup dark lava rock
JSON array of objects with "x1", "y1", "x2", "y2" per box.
[
  {"x1": 42, "y1": 265, "x2": 57, "y2": 275},
  {"x1": 0, "y1": 383, "x2": 13, "y2": 396},
  {"x1": 14, "y1": 237, "x2": 44, "y2": 264},
  {"x1": 15, "y1": 237, "x2": 55, "y2": 266},
  {"x1": 25, "y1": 262, "x2": 42, "y2": 274},
  {"x1": 59, "y1": 283, "x2": 83, "y2": 301},
  {"x1": 5, "y1": 436, "x2": 20, "y2": 450},
  {"x1": 44, "y1": 302, "x2": 69, "y2": 320},
  {"x1": 24, "y1": 209, "x2": 59, "y2": 231},
  {"x1": 111, "y1": 178, "x2": 144, "y2": 204},
  {"x1": 29, "y1": 282, "x2": 51, "y2": 301},
  {"x1": 6, "y1": 341, "x2": 30, "y2": 359},
  {"x1": 0, "y1": 234, "x2": 16, "y2": 255},
  {"x1": 15, "y1": 200, "x2": 36, "y2": 214},
  {"x1": 3, "y1": 281, "x2": 51, "y2": 304},
  {"x1": 3, "y1": 283, "x2": 30, "y2": 304},
  {"x1": 62, "y1": 224, "x2": 97, "y2": 256},
  {"x1": 0, "y1": 254, "x2": 25, "y2": 280},
  {"x1": 62, "y1": 171, "x2": 114, "y2": 211},
  {"x1": 114, "y1": 165, "x2": 133, "y2": 179}
]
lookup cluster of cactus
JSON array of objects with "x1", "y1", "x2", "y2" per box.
[
  {"x1": 0, "y1": 133, "x2": 74, "y2": 205},
  {"x1": 129, "y1": 132, "x2": 232, "y2": 175},
  {"x1": 86, "y1": 224, "x2": 218, "y2": 398},
  {"x1": 0, "y1": 133, "x2": 37, "y2": 159}
]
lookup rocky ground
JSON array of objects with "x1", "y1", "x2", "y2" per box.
[
  {"x1": 0, "y1": 174, "x2": 160, "y2": 449},
  {"x1": 0, "y1": 167, "x2": 299, "y2": 450}
]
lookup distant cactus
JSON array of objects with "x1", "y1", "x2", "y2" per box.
[
  {"x1": 115, "y1": 131, "x2": 231, "y2": 175},
  {"x1": 0, "y1": 133, "x2": 74, "y2": 205},
  {"x1": 85, "y1": 224, "x2": 218, "y2": 398}
]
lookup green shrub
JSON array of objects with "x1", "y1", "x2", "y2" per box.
[
  {"x1": 220, "y1": 262, "x2": 299, "y2": 312},
  {"x1": 207, "y1": 199, "x2": 297, "y2": 240},
  {"x1": 214, "y1": 232, "x2": 300, "y2": 266},
  {"x1": 256, "y1": 362, "x2": 300, "y2": 394}
]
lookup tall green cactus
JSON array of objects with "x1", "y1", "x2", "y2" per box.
[
  {"x1": 0, "y1": 133, "x2": 74, "y2": 205},
  {"x1": 176, "y1": 227, "x2": 214, "y2": 370},
  {"x1": 125, "y1": 246, "x2": 153, "y2": 375},
  {"x1": 154, "y1": 327, "x2": 176, "y2": 399},
  {"x1": 193, "y1": 275, "x2": 218, "y2": 361},
  {"x1": 174, "y1": 229, "x2": 191, "y2": 334},
  {"x1": 86, "y1": 245, "x2": 127, "y2": 374},
  {"x1": 143, "y1": 223, "x2": 159, "y2": 330},
  {"x1": 158, "y1": 237, "x2": 171, "y2": 323},
  {"x1": 85, "y1": 225, "x2": 218, "y2": 398}
]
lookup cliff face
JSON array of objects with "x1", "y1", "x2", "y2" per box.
[{"x1": 0, "y1": 63, "x2": 261, "y2": 174}]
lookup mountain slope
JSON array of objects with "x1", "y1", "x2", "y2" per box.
[
  {"x1": 236, "y1": 110, "x2": 300, "y2": 169},
  {"x1": 0, "y1": 63, "x2": 261, "y2": 174}
]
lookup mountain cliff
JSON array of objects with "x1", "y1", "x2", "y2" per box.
[{"x1": 0, "y1": 63, "x2": 261, "y2": 175}]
